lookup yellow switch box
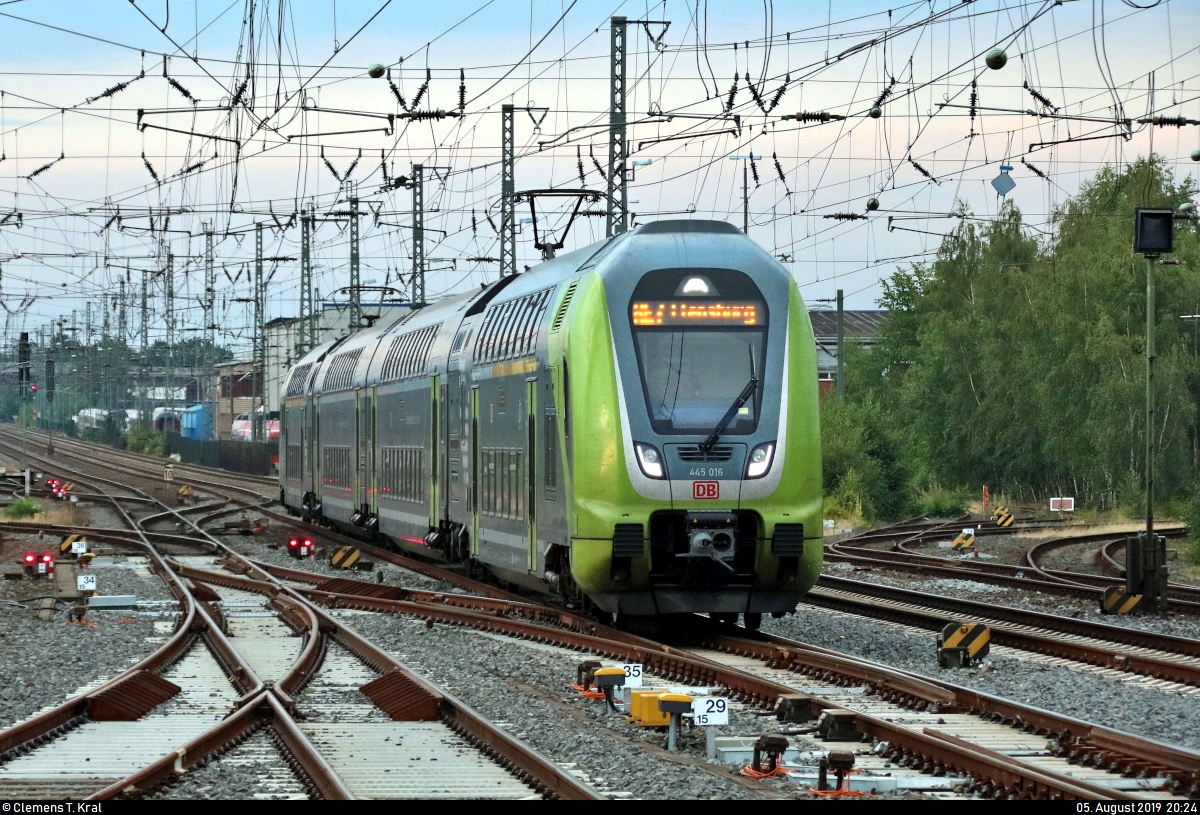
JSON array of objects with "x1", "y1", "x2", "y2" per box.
[{"x1": 626, "y1": 689, "x2": 671, "y2": 727}]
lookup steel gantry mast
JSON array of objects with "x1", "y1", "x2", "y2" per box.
[
  {"x1": 412, "y1": 164, "x2": 425, "y2": 306},
  {"x1": 500, "y1": 105, "x2": 516, "y2": 276},
  {"x1": 299, "y1": 210, "x2": 314, "y2": 356},
  {"x1": 204, "y1": 222, "x2": 215, "y2": 347},
  {"x1": 253, "y1": 222, "x2": 264, "y2": 442},
  {"x1": 607, "y1": 16, "x2": 628, "y2": 238},
  {"x1": 349, "y1": 193, "x2": 363, "y2": 332}
]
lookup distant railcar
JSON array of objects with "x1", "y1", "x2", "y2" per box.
[{"x1": 280, "y1": 220, "x2": 823, "y2": 627}]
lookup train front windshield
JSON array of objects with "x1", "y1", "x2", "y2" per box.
[{"x1": 629, "y1": 269, "x2": 767, "y2": 436}]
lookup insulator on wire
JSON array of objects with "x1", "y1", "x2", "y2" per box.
[
  {"x1": 1140, "y1": 115, "x2": 1200, "y2": 127},
  {"x1": 747, "y1": 79, "x2": 766, "y2": 112},
  {"x1": 909, "y1": 158, "x2": 939, "y2": 184},
  {"x1": 590, "y1": 145, "x2": 605, "y2": 179},
  {"x1": 874, "y1": 77, "x2": 897, "y2": 109},
  {"x1": 782, "y1": 111, "x2": 845, "y2": 123},
  {"x1": 25, "y1": 156, "x2": 63, "y2": 180},
  {"x1": 749, "y1": 156, "x2": 760, "y2": 187},
  {"x1": 1024, "y1": 81, "x2": 1056, "y2": 112},
  {"x1": 1022, "y1": 160, "x2": 1048, "y2": 180},
  {"x1": 173, "y1": 159, "x2": 206, "y2": 178},
  {"x1": 969, "y1": 81, "x2": 977, "y2": 133},
  {"x1": 167, "y1": 76, "x2": 197, "y2": 105},
  {"x1": 410, "y1": 69, "x2": 430, "y2": 111},
  {"x1": 577, "y1": 146, "x2": 585, "y2": 184},
  {"x1": 772, "y1": 151, "x2": 792, "y2": 197},
  {"x1": 471, "y1": 210, "x2": 477, "y2": 236},
  {"x1": 725, "y1": 72, "x2": 739, "y2": 113},
  {"x1": 397, "y1": 109, "x2": 460, "y2": 121},
  {"x1": 380, "y1": 150, "x2": 391, "y2": 185},
  {"x1": 230, "y1": 76, "x2": 249, "y2": 109},
  {"x1": 766, "y1": 75, "x2": 790, "y2": 113},
  {"x1": 321, "y1": 147, "x2": 343, "y2": 183},
  {"x1": 343, "y1": 150, "x2": 361, "y2": 181},
  {"x1": 823, "y1": 213, "x2": 868, "y2": 221},
  {"x1": 486, "y1": 212, "x2": 499, "y2": 233},
  {"x1": 85, "y1": 77, "x2": 137, "y2": 106},
  {"x1": 458, "y1": 69, "x2": 466, "y2": 112}
]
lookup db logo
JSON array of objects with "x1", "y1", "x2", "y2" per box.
[{"x1": 692, "y1": 481, "x2": 720, "y2": 500}]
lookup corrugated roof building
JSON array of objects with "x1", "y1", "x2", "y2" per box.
[{"x1": 807, "y1": 310, "x2": 890, "y2": 390}]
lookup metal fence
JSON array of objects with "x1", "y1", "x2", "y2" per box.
[{"x1": 163, "y1": 433, "x2": 278, "y2": 477}]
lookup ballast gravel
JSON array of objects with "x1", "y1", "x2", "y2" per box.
[
  {"x1": 152, "y1": 731, "x2": 309, "y2": 801},
  {"x1": 763, "y1": 604, "x2": 1200, "y2": 751},
  {"x1": 0, "y1": 609, "x2": 162, "y2": 730},
  {"x1": 219, "y1": 531, "x2": 468, "y2": 595},
  {"x1": 342, "y1": 612, "x2": 772, "y2": 800}
]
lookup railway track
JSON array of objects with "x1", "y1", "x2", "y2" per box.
[
  {"x1": 0, "y1": 441, "x2": 599, "y2": 800},
  {"x1": 828, "y1": 516, "x2": 1200, "y2": 612},
  {"x1": 6, "y1": 429, "x2": 1200, "y2": 797}
]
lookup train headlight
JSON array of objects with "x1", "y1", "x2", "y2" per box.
[
  {"x1": 746, "y1": 442, "x2": 775, "y2": 479},
  {"x1": 634, "y1": 443, "x2": 666, "y2": 479}
]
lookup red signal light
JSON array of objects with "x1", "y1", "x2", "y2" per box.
[
  {"x1": 30, "y1": 385, "x2": 37, "y2": 392},
  {"x1": 41, "y1": 554, "x2": 52, "y2": 563},
  {"x1": 302, "y1": 539, "x2": 313, "y2": 548},
  {"x1": 24, "y1": 553, "x2": 34, "y2": 563},
  {"x1": 288, "y1": 538, "x2": 299, "y2": 547}
]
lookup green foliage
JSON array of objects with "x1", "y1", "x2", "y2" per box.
[
  {"x1": 915, "y1": 485, "x2": 969, "y2": 518},
  {"x1": 820, "y1": 392, "x2": 913, "y2": 522},
  {"x1": 1183, "y1": 488, "x2": 1200, "y2": 565},
  {"x1": 3, "y1": 498, "x2": 41, "y2": 519},
  {"x1": 125, "y1": 422, "x2": 164, "y2": 456},
  {"x1": 838, "y1": 157, "x2": 1200, "y2": 509}
]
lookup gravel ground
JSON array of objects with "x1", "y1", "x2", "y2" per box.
[
  {"x1": 823, "y1": 561, "x2": 1200, "y2": 638},
  {"x1": 342, "y1": 612, "x2": 784, "y2": 800},
  {"x1": 763, "y1": 604, "x2": 1200, "y2": 751},
  {"x1": 85, "y1": 556, "x2": 177, "y2": 601},
  {"x1": 219, "y1": 530, "x2": 465, "y2": 595},
  {"x1": 0, "y1": 607, "x2": 163, "y2": 729},
  {"x1": 152, "y1": 731, "x2": 310, "y2": 800}
]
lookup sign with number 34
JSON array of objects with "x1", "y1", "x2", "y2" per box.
[{"x1": 692, "y1": 697, "x2": 729, "y2": 726}]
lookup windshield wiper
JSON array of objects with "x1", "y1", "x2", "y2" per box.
[{"x1": 699, "y1": 347, "x2": 758, "y2": 452}]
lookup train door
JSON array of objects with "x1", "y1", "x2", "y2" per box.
[
  {"x1": 359, "y1": 388, "x2": 375, "y2": 515},
  {"x1": 429, "y1": 374, "x2": 440, "y2": 530},
  {"x1": 526, "y1": 378, "x2": 537, "y2": 573},
  {"x1": 441, "y1": 379, "x2": 451, "y2": 523},
  {"x1": 312, "y1": 400, "x2": 322, "y2": 505},
  {"x1": 470, "y1": 386, "x2": 480, "y2": 556}
]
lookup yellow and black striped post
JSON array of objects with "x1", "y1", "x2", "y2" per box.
[
  {"x1": 994, "y1": 512, "x2": 1014, "y2": 528},
  {"x1": 330, "y1": 546, "x2": 362, "y2": 570},
  {"x1": 59, "y1": 534, "x2": 86, "y2": 557},
  {"x1": 991, "y1": 505, "x2": 1009, "y2": 519},
  {"x1": 1101, "y1": 585, "x2": 1143, "y2": 615},
  {"x1": 950, "y1": 530, "x2": 976, "y2": 551},
  {"x1": 937, "y1": 622, "x2": 991, "y2": 668}
]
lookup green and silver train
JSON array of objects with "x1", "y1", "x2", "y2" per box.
[{"x1": 280, "y1": 219, "x2": 822, "y2": 627}]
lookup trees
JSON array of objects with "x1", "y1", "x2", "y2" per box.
[{"x1": 831, "y1": 157, "x2": 1200, "y2": 519}]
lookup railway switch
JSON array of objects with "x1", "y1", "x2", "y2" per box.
[
  {"x1": 751, "y1": 735, "x2": 790, "y2": 774},
  {"x1": 592, "y1": 667, "x2": 626, "y2": 712},
  {"x1": 937, "y1": 621, "x2": 991, "y2": 668},
  {"x1": 657, "y1": 693, "x2": 693, "y2": 751},
  {"x1": 287, "y1": 537, "x2": 314, "y2": 559}
]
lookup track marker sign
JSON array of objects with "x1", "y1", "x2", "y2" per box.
[
  {"x1": 619, "y1": 663, "x2": 643, "y2": 688},
  {"x1": 692, "y1": 697, "x2": 729, "y2": 726},
  {"x1": 1049, "y1": 497, "x2": 1075, "y2": 512},
  {"x1": 77, "y1": 573, "x2": 97, "y2": 593}
]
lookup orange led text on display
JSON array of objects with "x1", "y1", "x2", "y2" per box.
[{"x1": 631, "y1": 301, "x2": 760, "y2": 326}]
